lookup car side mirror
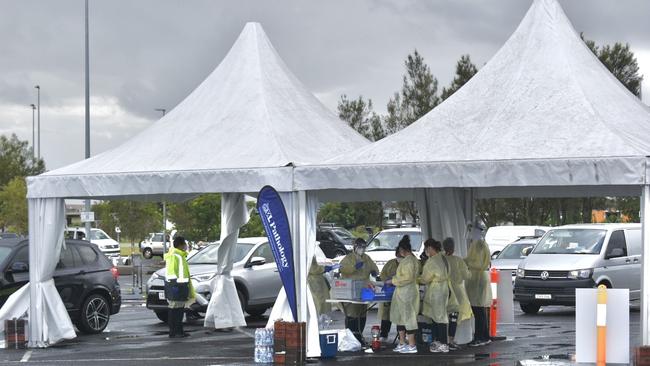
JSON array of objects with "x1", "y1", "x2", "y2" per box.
[
  {"x1": 10, "y1": 262, "x2": 28, "y2": 273},
  {"x1": 491, "y1": 252, "x2": 500, "y2": 260},
  {"x1": 247, "y1": 256, "x2": 266, "y2": 268},
  {"x1": 606, "y1": 248, "x2": 624, "y2": 259},
  {"x1": 522, "y1": 247, "x2": 532, "y2": 256}
]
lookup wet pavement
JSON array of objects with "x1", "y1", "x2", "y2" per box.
[{"x1": 0, "y1": 272, "x2": 641, "y2": 365}]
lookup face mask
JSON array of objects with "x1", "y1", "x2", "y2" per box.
[
  {"x1": 355, "y1": 248, "x2": 365, "y2": 256},
  {"x1": 396, "y1": 257, "x2": 404, "y2": 263}
]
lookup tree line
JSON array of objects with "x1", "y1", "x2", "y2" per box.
[{"x1": 322, "y1": 35, "x2": 644, "y2": 229}]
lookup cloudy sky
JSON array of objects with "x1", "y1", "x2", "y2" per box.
[{"x1": 1, "y1": 0, "x2": 649, "y2": 170}]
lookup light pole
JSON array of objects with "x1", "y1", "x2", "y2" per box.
[
  {"x1": 84, "y1": 0, "x2": 91, "y2": 240},
  {"x1": 34, "y1": 85, "x2": 40, "y2": 159},
  {"x1": 155, "y1": 108, "x2": 167, "y2": 252},
  {"x1": 30, "y1": 104, "x2": 36, "y2": 159}
]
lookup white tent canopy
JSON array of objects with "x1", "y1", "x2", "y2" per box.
[
  {"x1": 295, "y1": 0, "x2": 650, "y2": 193},
  {"x1": 7, "y1": 22, "x2": 368, "y2": 353}
]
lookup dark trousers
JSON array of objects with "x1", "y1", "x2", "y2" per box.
[
  {"x1": 380, "y1": 319, "x2": 392, "y2": 338},
  {"x1": 472, "y1": 306, "x2": 489, "y2": 342},
  {"x1": 345, "y1": 316, "x2": 367, "y2": 343},
  {"x1": 432, "y1": 321, "x2": 448, "y2": 345},
  {"x1": 168, "y1": 308, "x2": 184, "y2": 337},
  {"x1": 448, "y1": 312, "x2": 459, "y2": 338}
]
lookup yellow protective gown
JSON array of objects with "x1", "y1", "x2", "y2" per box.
[
  {"x1": 419, "y1": 254, "x2": 450, "y2": 324},
  {"x1": 444, "y1": 253, "x2": 473, "y2": 322},
  {"x1": 339, "y1": 252, "x2": 379, "y2": 317},
  {"x1": 389, "y1": 254, "x2": 420, "y2": 330},
  {"x1": 464, "y1": 239, "x2": 492, "y2": 307},
  {"x1": 378, "y1": 258, "x2": 399, "y2": 321},
  {"x1": 308, "y1": 257, "x2": 331, "y2": 315}
]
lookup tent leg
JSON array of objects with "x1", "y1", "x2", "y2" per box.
[{"x1": 642, "y1": 185, "x2": 650, "y2": 345}]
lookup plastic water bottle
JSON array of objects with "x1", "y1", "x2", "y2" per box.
[{"x1": 254, "y1": 345, "x2": 261, "y2": 363}]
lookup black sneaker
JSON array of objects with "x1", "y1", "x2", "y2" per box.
[
  {"x1": 468, "y1": 340, "x2": 481, "y2": 347},
  {"x1": 448, "y1": 342, "x2": 460, "y2": 351}
]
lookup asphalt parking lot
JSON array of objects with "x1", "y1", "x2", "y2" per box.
[{"x1": 0, "y1": 274, "x2": 641, "y2": 365}]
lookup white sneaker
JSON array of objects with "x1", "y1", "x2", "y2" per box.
[
  {"x1": 438, "y1": 344, "x2": 450, "y2": 353},
  {"x1": 393, "y1": 343, "x2": 406, "y2": 352},
  {"x1": 429, "y1": 341, "x2": 441, "y2": 352},
  {"x1": 399, "y1": 345, "x2": 418, "y2": 354}
]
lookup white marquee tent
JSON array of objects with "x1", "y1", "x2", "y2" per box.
[
  {"x1": 0, "y1": 22, "x2": 367, "y2": 355},
  {"x1": 293, "y1": 0, "x2": 650, "y2": 345}
]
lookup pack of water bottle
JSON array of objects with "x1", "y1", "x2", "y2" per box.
[{"x1": 254, "y1": 328, "x2": 274, "y2": 363}]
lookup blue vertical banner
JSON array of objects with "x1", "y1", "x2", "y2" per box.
[{"x1": 256, "y1": 186, "x2": 297, "y2": 322}]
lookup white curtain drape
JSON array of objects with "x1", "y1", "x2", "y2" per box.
[
  {"x1": 265, "y1": 191, "x2": 321, "y2": 357},
  {"x1": 416, "y1": 188, "x2": 470, "y2": 257},
  {"x1": 28, "y1": 198, "x2": 76, "y2": 347},
  {"x1": 204, "y1": 193, "x2": 250, "y2": 329}
]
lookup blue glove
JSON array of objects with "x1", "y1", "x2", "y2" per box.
[
  {"x1": 324, "y1": 265, "x2": 333, "y2": 273},
  {"x1": 370, "y1": 271, "x2": 378, "y2": 277},
  {"x1": 355, "y1": 261, "x2": 364, "y2": 270}
]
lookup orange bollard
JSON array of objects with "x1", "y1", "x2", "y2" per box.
[
  {"x1": 489, "y1": 268, "x2": 499, "y2": 338},
  {"x1": 596, "y1": 285, "x2": 607, "y2": 365}
]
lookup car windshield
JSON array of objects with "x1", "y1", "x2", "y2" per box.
[
  {"x1": 0, "y1": 233, "x2": 18, "y2": 239},
  {"x1": 367, "y1": 232, "x2": 422, "y2": 252},
  {"x1": 91, "y1": 230, "x2": 109, "y2": 240},
  {"x1": 332, "y1": 228, "x2": 353, "y2": 240},
  {"x1": 532, "y1": 229, "x2": 606, "y2": 255},
  {"x1": 497, "y1": 243, "x2": 534, "y2": 259},
  {"x1": 0, "y1": 247, "x2": 12, "y2": 263},
  {"x1": 188, "y1": 242, "x2": 254, "y2": 264}
]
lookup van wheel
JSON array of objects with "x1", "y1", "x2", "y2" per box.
[
  {"x1": 246, "y1": 307, "x2": 267, "y2": 318},
  {"x1": 78, "y1": 294, "x2": 111, "y2": 334},
  {"x1": 520, "y1": 303, "x2": 541, "y2": 315},
  {"x1": 154, "y1": 310, "x2": 168, "y2": 323},
  {"x1": 143, "y1": 248, "x2": 153, "y2": 259}
]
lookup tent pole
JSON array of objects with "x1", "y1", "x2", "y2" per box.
[
  {"x1": 641, "y1": 184, "x2": 650, "y2": 345},
  {"x1": 296, "y1": 190, "x2": 308, "y2": 323}
]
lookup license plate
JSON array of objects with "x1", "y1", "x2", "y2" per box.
[
  {"x1": 158, "y1": 292, "x2": 165, "y2": 300},
  {"x1": 535, "y1": 294, "x2": 552, "y2": 300}
]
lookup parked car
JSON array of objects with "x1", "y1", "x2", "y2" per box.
[
  {"x1": 146, "y1": 237, "x2": 282, "y2": 322},
  {"x1": 485, "y1": 225, "x2": 550, "y2": 256},
  {"x1": 514, "y1": 223, "x2": 641, "y2": 314},
  {"x1": 0, "y1": 232, "x2": 19, "y2": 240},
  {"x1": 362, "y1": 227, "x2": 423, "y2": 273},
  {"x1": 0, "y1": 238, "x2": 121, "y2": 333},
  {"x1": 65, "y1": 227, "x2": 121, "y2": 262},
  {"x1": 140, "y1": 230, "x2": 177, "y2": 259},
  {"x1": 316, "y1": 225, "x2": 354, "y2": 258},
  {"x1": 491, "y1": 237, "x2": 539, "y2": 284}
]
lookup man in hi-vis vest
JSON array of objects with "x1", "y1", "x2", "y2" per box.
[{"x1": 165, "y1": 236, "x2": 195, "y2": 338}]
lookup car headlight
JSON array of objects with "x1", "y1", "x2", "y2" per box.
[
  {"x1": 568, "y1": 269, "x2": 592, "y2": 279},
  {"x1": 516, "y1": 268, "x2": 525, "y2": 278},
  {"x1": 191, "y1": 273, "x2": 217, "y2": 282}
]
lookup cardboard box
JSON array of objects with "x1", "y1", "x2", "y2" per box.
[
  {"x1": 331, "y1": 279, "x2": 366, "y2": 300},
  {"x1": 272, "y1": 321, "x2": 305, "y2": 365},
  {"x1": 5, "y1": 319, "x2": 27, "y2": 349}
]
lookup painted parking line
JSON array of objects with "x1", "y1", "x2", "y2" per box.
[
  {"x1": 20, "y1": 350, "x2": 32, "y2": 362},
  {"x1": 234, "y1": 327, "x2": 255, "y2": 339}
]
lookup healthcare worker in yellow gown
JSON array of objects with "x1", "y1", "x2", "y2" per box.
[
  {"x1": 308, "y1": 257, "x2": 333, "y2": 316},
  {"x1": 442, "y1": 237, "x2": 473, "y2": 350},
  {"x1": 464, "y1": 222, "x2": 492, "y2": 347},
  {"x1": 339, "y1": 238, "x2": 379, "y2": 342},
  {"x1": 386, "y1": 235, "x2": 420, "y2": 354},
  {"x1": 419, "y1": 239, "x2": 453, "y2": 353},
  {"x1": 378, "y1": 250, "x2": 400, "y2": 342}
]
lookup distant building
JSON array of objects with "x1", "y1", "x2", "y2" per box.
[
  {"x1": 65, "y1": 199, "x2": 102, "y2": 226},
  {"x1": 383, "y1": 203, "x2": 419, "y2": 228}
]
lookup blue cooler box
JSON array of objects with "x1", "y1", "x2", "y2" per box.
[{"x1": 319, "y1": 330, "x2": 338, "y2": 358}]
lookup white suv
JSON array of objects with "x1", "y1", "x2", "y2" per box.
[{"x1": 64, "y1": 227, "x2": 121, "y2": 262}]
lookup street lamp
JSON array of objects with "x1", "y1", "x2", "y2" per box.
[
  {"x1": 155, "y1": 108, "x2": 167, "y2": 251},
  {"x1": 30, "y1": 104, "x2": 36, "y2": 159},
  {"x1": 84, "y1": 0, "x2": 91, "y2": 240},
  {"x1": 34, "y1": 85, "x2": 40, "y2": 159}
]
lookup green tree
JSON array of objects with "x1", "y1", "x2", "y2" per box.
[
  {"x1": 0, "y1": 177, "x2": 28, "y2": 234},
  {"x1": 384, "y1": 50, "x2": 440, "y2": 134},
  {"x1": 167, "y1": 194, "x2": 221, "y2": 242},
  {"x1": 0, "y1": 134, "x2": 45, "y2": 187},
  {"x1": 337, "y1": 95, "x2": 385, "y2": 141},
  {"x1": 93, "y1": 200, "x2": 161, "y2": 244},
  {"x1": 582, "y1": 34, "x2": 643, "y2": 97},
  {"x1": 318, "y1": 202, "x2": 383, "y2": 229},
  {"x1": 441, "y1": 55, "x2": 478, "y2": 101}
]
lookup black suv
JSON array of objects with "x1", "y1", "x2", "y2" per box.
[
  {"x1": 316, "y1": 226, "x2": 354, "y2": 258},
  {"x1": 0, "y1": 239, "x2": 121, "y2": 334}
]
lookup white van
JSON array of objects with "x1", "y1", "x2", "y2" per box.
[
  {"x1": 514, "y1": 223, "x2": 641, "y2": 314},
  {"x1": 485, "y1": 225, "x2": 550, "y2": 256},
  {"x1": 65, "y1": 227, "x2": 121, "y2": 261}
]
